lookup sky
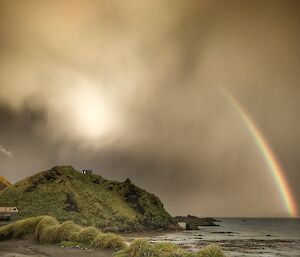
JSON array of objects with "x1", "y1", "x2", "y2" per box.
[{"x1": 0, "y1": 0, "x2": 299, "y2": 217}]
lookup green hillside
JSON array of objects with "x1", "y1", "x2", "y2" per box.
[{"x1": 0, "y1": 166, "x2": 179, "y2": 232}]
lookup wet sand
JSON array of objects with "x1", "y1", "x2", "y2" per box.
[{"x1": 0, "y1": 236, "x2": 113, "y2": 257}]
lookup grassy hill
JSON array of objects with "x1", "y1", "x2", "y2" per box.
[{"x1": 0, "y1": 166, "x2": 179, "y2": 232}]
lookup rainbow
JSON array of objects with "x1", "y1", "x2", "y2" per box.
[
  {"x1": 0, "y1": 176, "x2": 11, "y2": 191},
  {"x1": 221, "y1": 87, "x2": 298, "y2": 217}
]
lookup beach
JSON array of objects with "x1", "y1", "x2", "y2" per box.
[
  {"x1": 124, "y1": 218, "x2": 300, "y2": 257},
  {"x1": 0, "y1": 236, "x2": 113, "y2": 257},
  {"x1": 0, "y1": 218, "x2": 299, "y2": 257}
]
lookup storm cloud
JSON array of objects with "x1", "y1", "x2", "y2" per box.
[{"x1": 0, "y1": 0, "x2": 299, "y2": 217}]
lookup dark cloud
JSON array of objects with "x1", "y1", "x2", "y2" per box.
[{"x1": 0, "y1": 0, "x2": 299, "y2": 217}]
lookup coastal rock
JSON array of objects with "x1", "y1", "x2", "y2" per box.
[
  {"x1": 174, "y1": 215, "x2": 220, "y2": 230},
  {"x1": 186, "y1": 222, "x2": 200, "y2": 230}
]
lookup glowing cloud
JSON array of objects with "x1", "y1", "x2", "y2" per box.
[{"x1": 66, "y1": 84, "x2": 119, "y2": 140}]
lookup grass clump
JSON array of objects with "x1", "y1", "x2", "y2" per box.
[
  {"x1": 114, "y1": 239, "x2": 226, "y2": 257},
  {"x1": 154, "y1": 242, "x2": 186, "y2": 256},
  {"x1": 55, "y1": 221, "x2": 81, "y2": 243},
  {"x1": 59, "y1": 241, "x2": 81, "y2": 248},
  {"x1": 114, "y1": 239, "x2": 185, "y2": 257},
  {"x1": 35, "y1": 216, "x2": 59, "y2": 243},
  {"x1": 36, "y1": 218, "x2": 82, "y2": 244},
  {"x1": 91, "y1": 232, "x2": 126, "y2": 250},
  {"x1": 0, "y1": 216, "x2": 224, "y2": 256},
  {"x1": 0, "y1": 215, "x2": 126, "y2": 251},
  {"x1": 39, "y1": 224, "x2": 60, "y2": 244},
  {"x1": 0, "y1": 216, "x2": 44, "y2": 241},
  {"x1": 77, "y1": 226, "x2": 99, "y2": 245},
  {"x1": 196, "y1": 245, "x2": 226, "y2": 257}
]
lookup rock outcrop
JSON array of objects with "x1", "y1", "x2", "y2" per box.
[{"x1": 174, "y1": 215, "x2": 220, "y2": 230}]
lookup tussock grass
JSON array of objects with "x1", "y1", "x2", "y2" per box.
[
  {"x1": 114, "y1": 239, "x2": 185, "y2": 257},
  {"x1": 55, "y1": 221, "x2": 81, "y2": 243},
  {"x1": 0, "y1": 216, "x2": 225, "y2": 256},
  {"x1": 0, "y1": 216, "x2": 44, "y2": 241},
  {"x1": 114, "y1": 239, "x2": 226, "y2": 257},
  {"x1": 0, "y1": 216, "x2": 127, "y2": 251},
  {"x1": 59, "y1": 240, "x2": 80, "y2": 247},
  {"x1": 196, "y1": 245, "x2": 226, "y2": 257},
  {"x1": 39, "y1": 224, "x2": 60, "y2": 244},
  {"x1": 91, "y1": 232, "x2": 126, "y2": 250},
  {"x1": 77, "y1": 226, "x2": 99, "y2": 245},
  {"x1": 35, "y1": 216, "x2": 59, "y2": 243},
  {"x1": 35, "y1": 216, "x2": 58, "y2": 237}
]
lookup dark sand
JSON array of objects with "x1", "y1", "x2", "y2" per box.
[{"x1": 0, "y1": 236, "x2": 113, "y2": 257}]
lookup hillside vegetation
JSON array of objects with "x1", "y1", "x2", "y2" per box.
[{"x1": 0, "y1": 166, "x2": 178, "y2": 232}]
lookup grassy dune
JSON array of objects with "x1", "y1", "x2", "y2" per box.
[{"x1": 0, "y1": 216, "x2": 226, "y2": 256}]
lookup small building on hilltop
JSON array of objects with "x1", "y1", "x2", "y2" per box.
[{"x1": 82, "y1": 170, "x2": 93, "y2": 175}]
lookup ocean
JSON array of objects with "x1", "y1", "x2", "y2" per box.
[{"x1": 125, "y1": 218, "x2": 300, "y2": 257}]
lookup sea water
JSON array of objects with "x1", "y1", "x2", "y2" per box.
[{"x1": 126, "y1": 218, "x2": 300, "y2": 257}]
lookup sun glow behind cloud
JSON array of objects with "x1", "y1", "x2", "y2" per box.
[{"x1": 66, "y1": 82, "x2": 119, "y2": 140}]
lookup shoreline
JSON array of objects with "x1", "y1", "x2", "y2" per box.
[
  {"x1": 0, "y1": 218, "x2": 299, "y2": 257},
  {"x1": 0, "y1": 233, "x2": 299, "y2": 257}
]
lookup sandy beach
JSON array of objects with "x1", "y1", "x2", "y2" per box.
[{"x1": 0, "y1": 236, "x2": 113, "y2": 257}]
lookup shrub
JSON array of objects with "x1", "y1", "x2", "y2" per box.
[{"x1": 91, "y1": 232, "x2": 126, "y2": 250}]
